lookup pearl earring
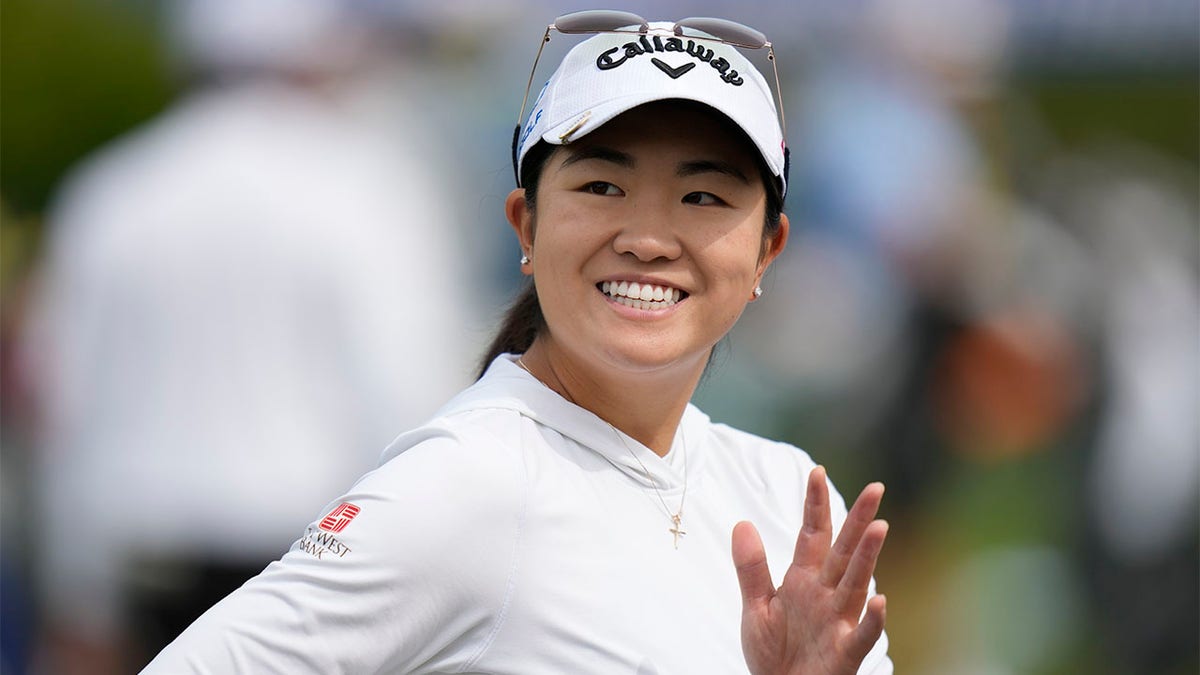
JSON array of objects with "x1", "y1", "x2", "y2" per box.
[
  {"x1": 520, "y1": 254, "x2": 530, "y2": 265},
  {"x1": 753, "y1": 286, "x2": 763, "y2": 298}
]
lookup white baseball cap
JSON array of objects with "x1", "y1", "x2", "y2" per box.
[{"x1": 514, "y1": 19, "x2": 788, "y2": 197}]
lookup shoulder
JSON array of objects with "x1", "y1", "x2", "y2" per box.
[
  {"x1": 288, "y1": 407, "x2": 532, "y2": 595},
  {"x1": 703, "y1": 420, "x2": 820, "y2": 481},
  {"x1": 361, "y1": 407, "x2": 531, "y2": 509},
  {"x1": 145, "y1": 408, "x2": 535, "y2": 674},
  {"x1": 698, "y1": 417, "x2": 851, "y2": 520},
  {"x1": 378, "y1": 406, "x2": 529, "y2": 467},
  {"x1": 338, "y1": 407, "x2": 534, "y2": 539}
]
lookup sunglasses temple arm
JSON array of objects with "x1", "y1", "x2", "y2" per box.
[
  {"x1": 517, "y1": 27, "x2": 553, "y2": 129},
  {"x1": 767, "y1": 46, "x2": 786, "y2": 141}
]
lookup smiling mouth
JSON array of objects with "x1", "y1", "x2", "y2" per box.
[{"x1": 598, "y1": 280, "x2": 687, "y2": 310}]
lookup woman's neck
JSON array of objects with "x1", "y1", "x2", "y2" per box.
[{"x1": 519, "y1": 337, "x2": 705, "y2": 457}]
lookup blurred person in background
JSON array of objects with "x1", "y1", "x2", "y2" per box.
[
  {"x1": 1052, "y1": 148, "x2": 1200, "y2": 674},
  {"x1": 17, "y1": 0, "x2": 475, "y2": 672}
]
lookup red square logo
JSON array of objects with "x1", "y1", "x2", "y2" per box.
[{"x1": 318, "y1": 503, "x2": 361, "y2": 533}]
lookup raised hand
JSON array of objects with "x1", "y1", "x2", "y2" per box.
[{"x1": 732, "y1": 466, "x2": 888, "y2": 675}]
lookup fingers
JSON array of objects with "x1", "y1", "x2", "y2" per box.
[
  {"x1": 731, "y1": 521, "x2": 775, "y2": 608},
  {"x1": 842, "y1": 593, "x2": 887, "y2": 664},
  {"x1": 834, "y1": 519, "x2": 889, "y2": 616},
  {"x1": 792, "y1": 466, "x2": 832, "y2": 569},
  {"x1": 820, "y1": 482, "x2": 885, "y2": 586}
]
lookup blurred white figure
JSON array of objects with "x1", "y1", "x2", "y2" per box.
[
  {"x1": 1088, "y1": 177, "x2": 1199, "y2": 562},
  {"x1": 22, "y1": 0, "x2": 474, "y2": 671}
]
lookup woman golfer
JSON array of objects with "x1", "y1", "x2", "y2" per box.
[{"x1": 145, "y1": 10, "x2": 892, "y2": 674}]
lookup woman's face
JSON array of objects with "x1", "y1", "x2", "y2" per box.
[{"x1": 508, "y1": 102, "x2": 788, "y2": 378}]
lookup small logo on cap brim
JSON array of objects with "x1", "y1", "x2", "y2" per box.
[{"x1": 558, "y1": 111, "x2": 592, "y2": 143}]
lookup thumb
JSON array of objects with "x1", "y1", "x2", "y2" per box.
[{"x1": 732, "y1": 521, "x2": 774, "y2": 607}]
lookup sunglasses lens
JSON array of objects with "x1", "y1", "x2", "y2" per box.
[
  {"x1": 554, "y1": 9, "x2": 648, "y2": 34},
  {"x1": 674, "y1": 17, "x2": 766, "y2": 49}
]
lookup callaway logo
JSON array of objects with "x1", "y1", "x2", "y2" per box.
[
  {"x1": 651, "y1": 58, "x2": 694, "y2": 79},
  {"x1": 596, "y1": 35, "x2": 745, "y2": 86}
]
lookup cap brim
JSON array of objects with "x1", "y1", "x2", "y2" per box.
[{"x1": 540, "y1": 90, "x2": 785, "y2": 191}]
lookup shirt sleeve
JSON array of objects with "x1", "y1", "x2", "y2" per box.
[
  {"x1": 823, "y1": 467, "x2": 894, "y2": 675},
  {"x1": 141, "y1": 424, "x2": 527, "y2": 674},
  {"x1": 859, "y1": 628, "x2": 894, "y2": 674}
]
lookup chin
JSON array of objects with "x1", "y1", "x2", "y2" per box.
[{"x1": 599, "y1": 341, "x2": 708, "y2": 376}]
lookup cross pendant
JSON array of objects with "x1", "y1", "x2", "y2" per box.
[{"x1": 669, "y1": 514, "x2": 686, "y2": 549}]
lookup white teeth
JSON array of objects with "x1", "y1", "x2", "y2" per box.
[{"x1": 600, "y1": 280, "x2": 684, "y2": 309}]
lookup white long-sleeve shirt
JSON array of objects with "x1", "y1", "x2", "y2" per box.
[{"x1": 144, "y1": 355, "x2": 892, "y2": 674}]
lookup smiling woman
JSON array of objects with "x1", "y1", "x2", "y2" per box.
[
  {"x1": 143, "y1": 11, "x2": 893, "y2": 675},
  {"x1": 501, "y1": 102, "x2": 784, "y2": 455}
]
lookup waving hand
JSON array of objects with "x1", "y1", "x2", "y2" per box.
[{"x1": 732, "y1": 467, "x2": 888, "y2": 675}]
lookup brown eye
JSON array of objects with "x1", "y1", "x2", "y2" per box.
[
  {"x1": 683, "y1": 191, "x2": 722, "y2": 206},
  {"x1": 584, "y1": 181, "x2": 623, "y2": 196}
]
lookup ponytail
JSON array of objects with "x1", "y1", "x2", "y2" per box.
[
  {"x1": 476, "y1": 283, "x2": 544, "y2": 379},
  {"x1": 476, "y1": 140, "x2": 555, "y2": 379}
]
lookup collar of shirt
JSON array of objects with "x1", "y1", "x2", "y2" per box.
[{"x1": 422, "y1": 354, "x2": 707, "y2": 494}]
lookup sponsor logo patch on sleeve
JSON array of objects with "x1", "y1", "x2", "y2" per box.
[
  {"x1": 318, "y1": 502, "x2": 361, "y2": 533},
  {"x1": 299, "y1": 526, "x2": 353, "y2": 560},
  {"x1": 298, "y1": 502, "x2": 361, "y2": 560}
]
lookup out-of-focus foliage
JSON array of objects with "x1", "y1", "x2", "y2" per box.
[{"x1": 1, "y1": 0, "x2": 176, "y2": 215}]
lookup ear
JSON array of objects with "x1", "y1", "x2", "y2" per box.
[
  {"x1": 755, "y1": 212, "x2": 790, "y2": 281},
  {"x1": 505, "y1": 188, "x2": 534, "y2": 276}
]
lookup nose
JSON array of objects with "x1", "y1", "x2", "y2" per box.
[{"x1": 611, "y1": 202, "x2": 683, "y2": 263}]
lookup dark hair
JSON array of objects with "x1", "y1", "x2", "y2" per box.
[{"x1": 476, "y1": 106, "x2": 786, "y2": 379}]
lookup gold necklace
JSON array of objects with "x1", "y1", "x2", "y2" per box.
[
  {"x1": 516, "y1": 355, "x2": 689, "y2": 548},
  {"x1": 609, "y1": 423, "x2": 689, "y2": 549},
  {"x1": 517, "y1": 355, "x2": 577, "y2": 405}
]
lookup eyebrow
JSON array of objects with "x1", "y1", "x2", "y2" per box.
[
  {"x1": 559, "y1": 146, "x2": 635, "y2": 169},
  {"x1": 559, "y1": 145, "x2": 752, "y2": 185},
  {"x1": 676, "y1": 159, "x2": 751, "y2": 184}
]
